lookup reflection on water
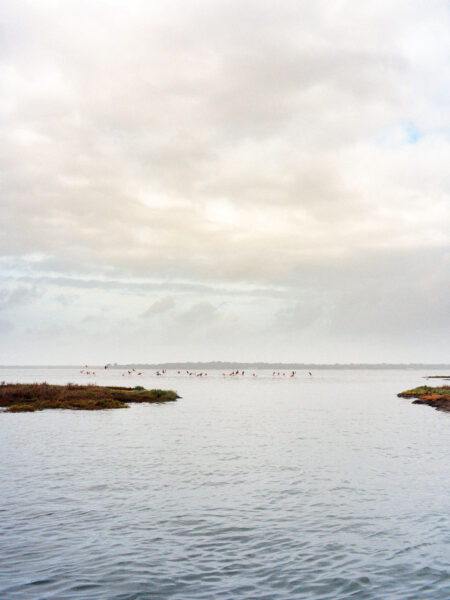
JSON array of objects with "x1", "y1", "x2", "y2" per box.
[{"x1": 0, "y1": 368, "x2": 449, "y2": 599}]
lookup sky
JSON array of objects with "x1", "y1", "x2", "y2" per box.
[{"x1": 0, "y1": 0, "x2": 449, "y2": 364}]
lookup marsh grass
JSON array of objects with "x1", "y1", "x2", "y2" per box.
[
  {"x1": 398, "y1": 385, "x2": 450, "y2": 398},
  {"x1": 397, "y1": 385, "x2": 450, "y2": 412},
  {"x1": 0, "y1": 383, "x2": 179, "y2": 412}
]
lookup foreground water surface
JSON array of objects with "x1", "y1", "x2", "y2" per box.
[{"x1": 0, "y1": 368, "x2": 449, "y2": 600}]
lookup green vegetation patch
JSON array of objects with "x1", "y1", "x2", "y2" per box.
[
  {"x1": 0, "y1": 383, "x2": 180, "y2": 412},
  {"x1": 398, "y1": 385, "x2": 450, "y2": 398},
  {"x1": 7, "y1": 404, "x2": 37, "y2": 413},
  {"x1": 397, "y1": 385, "x2": 450, "y2": 413}
]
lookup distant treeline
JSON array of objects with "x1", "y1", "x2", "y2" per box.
[
  {"x1": 107, "y1": 363, "x2": 450, "y2": 370},
  {"x1": 3, "y1": 362, "x2": 447, "y2": 370}
]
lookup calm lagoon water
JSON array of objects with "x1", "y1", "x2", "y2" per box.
[{"x1": 0, "y1": 368, "x2": 449, "y2": 600}]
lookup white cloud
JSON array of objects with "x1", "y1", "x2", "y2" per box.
[{"x1": 0, "y1": 0, "x2": 448, "y2": 362}]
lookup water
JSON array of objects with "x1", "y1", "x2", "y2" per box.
[{"x1": 0, "y1": 368, "x2": 449, "y2": 599}]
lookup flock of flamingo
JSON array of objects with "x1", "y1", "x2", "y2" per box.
[{"x1": 79, "y1": 366, "x2": 313, "y2": 378}]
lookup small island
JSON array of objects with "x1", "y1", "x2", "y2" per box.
[
  {"x1": 0, "y1": 383, "x2": 179, "y2": 412},
  {"x1": 397, "y1": 385, "x2": 450, "y2": 412}
]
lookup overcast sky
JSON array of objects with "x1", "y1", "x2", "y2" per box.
[{"x1": 0, "y1": 0, "x2": 449, "y2": 364}]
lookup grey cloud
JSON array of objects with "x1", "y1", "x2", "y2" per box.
[
  {"x1": 141, "y1": 296, "x2": 175, "y2": 317},
  {"x1": 1, "y1": 274, "x2": 287, "y2": 299},
  {"x1": 53, "y1": 293, "x2": 80, "y2": 307},
  {"x1": 178, "y1": 302, "x2": 218, "y2": 325},
  {"x1": 275, "y1": 248, "x2": 450, "y2": 339},
  {"x1": 24, "y1": 324, "x2": 68, "y2": 339},
  {"x1": 276, "y1": 301, "x2": 326, "y2": 332},
  {"x1": 0, "y1": 285, "x2": 41, "y2": 310},
  {"x1": 0, "y1": 319, "x2": 14, "y2": 333}
]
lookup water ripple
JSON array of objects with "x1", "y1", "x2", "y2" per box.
[{"x1": 1, "y1": 368, "x2": 449, "y2": 599}]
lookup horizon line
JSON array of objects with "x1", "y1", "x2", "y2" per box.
[{"x1": 1, "y1": 362, "x2": 449, "y2": 369}]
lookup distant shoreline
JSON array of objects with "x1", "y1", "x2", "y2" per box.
[{"x1": 1, "y1": 363, "x2": 450, "y2": 370}]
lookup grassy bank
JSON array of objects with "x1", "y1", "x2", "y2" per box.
[
  {"x1": 397, "y1": 385, "x2": 450, "y2": 412},
  {"x1": 0, "y1": 383, "x2": 179, "y2": 412}
]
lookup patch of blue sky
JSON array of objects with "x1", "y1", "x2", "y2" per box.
[
  {"x1": 375, "y1": 121, "x2": 423, "y2": 146},
  {"x1": 404, "y1": 122, "x2": 422, "y2": 144}
]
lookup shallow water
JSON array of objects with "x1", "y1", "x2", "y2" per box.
[{"x1": 0, "y1": 368, "x2": 449, "y2": 600}]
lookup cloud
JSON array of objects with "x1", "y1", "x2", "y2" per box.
[
  {"x1": 0, "y1": 319, "x2": 14, "y2": 334},
  {"x1": 53, "y1": 293, "x2": 80, "y2": 307},
  {"x1": 0, "y1": 285, "x2": 41, "y2": 310},
  {"x1": 0, "y1": 0, "x2": 448, "y2": 362},
  {"x1": 141, "y1": 296, "x2": 175, "y2": 317},
  {"x1": 177, "y1": 301, "x2": 217, "y2": 325},
  {"x1": 0, "y1": 0, "x2": 448, "y2": 282}
]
